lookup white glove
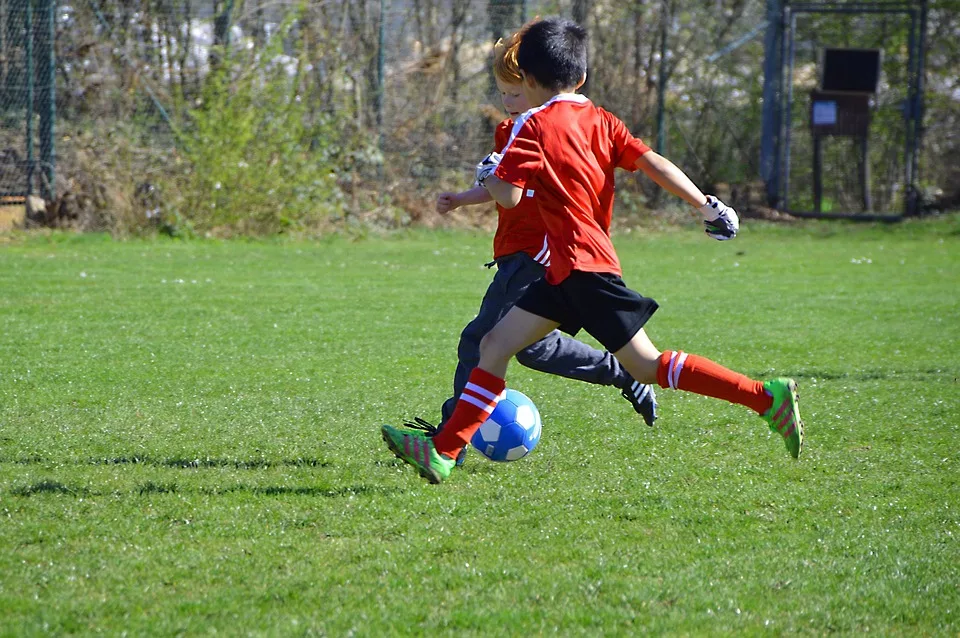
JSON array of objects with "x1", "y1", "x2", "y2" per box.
[
  {"x1": 700, "y1": 195, "x2": 740, "y2": 241},
  {"x1": 474, "y1": 152, "x2": 503, "y2": 186}
]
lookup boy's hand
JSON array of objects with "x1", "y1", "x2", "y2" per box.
[
  {"x1": 700, "y1": 196, "x2": 740, "y2": 241},
  {"x1": 436, "y1": 192, "x2": 460, "y2": 215},
  {"x1": 475, "y1": 152, "x2": 503, "y2": 186}
]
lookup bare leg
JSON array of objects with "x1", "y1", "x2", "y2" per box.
[
  {"x1": 611, "y1": 328, "x2": 804, "y2": 458},
  {"x1": 477, "y1": 306, "x2": 560, "y2": 379},
  {"x1": 431, "y1": 306, "x2": 559, "y2": 454},
  {"x1": 610, "y1": 328, "x2": 662, "y2": 385}
]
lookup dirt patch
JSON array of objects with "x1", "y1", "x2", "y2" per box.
[{"x1": 0, "y1": 200, "x2": 25, "y2": 231}]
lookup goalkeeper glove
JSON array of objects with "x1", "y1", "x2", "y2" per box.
[
  {"x1": 700, "y1": 195, "x2": 740, "y2": 241},
  {"x1": 475, "y1": 152, "x2": 503, "y2": 187}
]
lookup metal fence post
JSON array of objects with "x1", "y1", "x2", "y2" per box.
[
  {"x1": 760, "y1": 0, "x2": 782, "y2": 207},
  {"x1": 25, "y1": 0, "x2": 33, "y2": 196},
  {"x1": 655, "y1": 0, "x2": 670, "y2": 155},
  {"x1": 39, "y1": 0, "x2": 55, "y2": 200}
]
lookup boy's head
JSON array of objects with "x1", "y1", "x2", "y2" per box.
[
  {"x1": 492, "y1": 24, "x2": 535, "y2": 117},
  {"x1": 516, "y1": 18, "x2": 587, "y2": 92},
  {"x1": 493, "y1": 30, "x2": 524, "y2": 85}
]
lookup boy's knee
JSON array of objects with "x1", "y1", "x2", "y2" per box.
[
  {"x1": 478, "y1": 332, "x2": 494, "y2": 358},
  {"x1": 479, "y1": 331, "x2": 508, "y2": 361}
]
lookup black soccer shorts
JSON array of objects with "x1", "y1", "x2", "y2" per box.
[{"x1": 514, "y1": 271, "x2": 659, "y2": 353}]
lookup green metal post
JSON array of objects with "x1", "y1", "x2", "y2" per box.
[
  {"x1": 25, "y1": 0, "x2": 34, "y2": 196},
  {"x1": 760, "y1": 0, "x2": 782, "y2": 207},
  {"x1": 376, "y1": 0, "x2": 386, "y2": 190},
  {"x1": 214, "y1": 0, "x2": 235, "y2": 48},
  {"x1": 655, "y1": 0, "x2": 669, "y2": 154},
  {"x1": 376, "y1": 0, "x2": 385, "y2": 136},
  {"x1": 40, "y1": 0, "x2": 56, "y2": 200}
]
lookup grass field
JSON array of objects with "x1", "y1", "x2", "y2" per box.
[{"x1": 1, "y1": 218, "x2": 958, "y2": 635}]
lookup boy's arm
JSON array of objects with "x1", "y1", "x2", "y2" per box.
[
  {"x1": 436, "y1": 186, "x2": 493, "y2": 215},
  {"x1": 480, "y1": 175, "x2": 523, "y2": 209},
  {"x1": 635, "y1": 151, "x2": 740, "y2": 240},
  {"x1": 634, "y1": 151, "x2": 708, "y2": 210},
  {"x1": 475, "y1": 153, "x2": 523, "y2": 209}
]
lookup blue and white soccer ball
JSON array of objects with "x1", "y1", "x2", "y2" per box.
[{"x1": 470, "y1": 389, "x2": 542, "y2": 462}]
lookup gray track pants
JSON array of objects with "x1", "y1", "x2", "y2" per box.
[{"x1": 440, "y1": 251, "x2": 631, "y2": 424}]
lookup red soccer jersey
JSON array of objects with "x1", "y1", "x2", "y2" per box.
[
  {"x1": 491, "y1": 120, "x2": 550, "y2": 264},
  {"x1": 493, "y1": 94, "x2": 651, "y2": 284}
]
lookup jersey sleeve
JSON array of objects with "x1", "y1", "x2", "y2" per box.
[
  {"x1": 604, "y1": 109, "x2": 651, "y2": 172},
  {"x1": 493, "y1": 120, "x2": 543, "y2": 188}
]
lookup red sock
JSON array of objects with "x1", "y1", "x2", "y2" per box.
[
  {"x1": 433, "y1": 368, "x2": 506, "y2": 458},
  {"x1": 657, "y1": 351, "x2": 773, "y2": 415}
]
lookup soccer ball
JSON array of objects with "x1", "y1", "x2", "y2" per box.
[{"x1": 470, "y1": 389, "x2": 542, "y2": 462}]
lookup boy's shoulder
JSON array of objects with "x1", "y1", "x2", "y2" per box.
[{"x1": 494, "y1": 118, "x2": 515, "y2": 147}]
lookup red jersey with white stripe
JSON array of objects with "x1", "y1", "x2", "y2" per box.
[
  {"x1": 493, "y1": 94, "x2": 651, "y2": 284},
  {"x1": 492, "y1": 120, "x2": 550, "y2": 265}
]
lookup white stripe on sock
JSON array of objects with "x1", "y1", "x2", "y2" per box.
[
  {"x1": 667, "y1": 351, "x2": 679, "y2": 389},
  {"x1": 671, "y1": 352, "x2": 689, "y2": 389},
  {"x1": 465, "y1": 382, "x2": 499, "y2": 402},
  {"x1": 459, "y1": 393, "x2": 497, "y2": 413}
]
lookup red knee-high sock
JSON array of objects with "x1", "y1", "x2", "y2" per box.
[
  {"x1": 433, "y1": 368, "x2": 506, "y2": 458},
  {"x1": 657, "y1": 351, "x2": 773, "y2": 415}
]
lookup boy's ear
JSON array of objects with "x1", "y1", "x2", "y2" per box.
[{"x1": 575, "y1": 72, "x2": 587, "y2": 90}]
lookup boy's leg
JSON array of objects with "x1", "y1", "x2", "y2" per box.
[
  {"x1": 515, "y1": 330, "x2": 623, "y2": 385},
  {"x1": 440, "y1": 255, "x2": 545, "y2": 424},
  {"x1": 440, "y1": 312, "x2": 492, "y2": 425},
  {"x1": 382, "y1": 306, "x2": 557, "y2": 482},
  {"x1": 431, "y1": 306, "x2": 559, "y2": 457},
  {"x1": 515, "y1": 331, "x2": 657, "y2": 425},
  {"x1": 612, "y1": 329, "x2": 803, "y2": 458}
]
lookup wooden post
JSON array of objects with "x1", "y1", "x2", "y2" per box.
[
  {"x1": 813, "y1": 133, "x2": 823, "y2": 213},
  {"x1": 859, "y1": 135, "x2": 871, "y2": 212}
]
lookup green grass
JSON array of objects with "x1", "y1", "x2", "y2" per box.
[{"x1": 1, "y1": 217, "x2": 958, "y2": 635}]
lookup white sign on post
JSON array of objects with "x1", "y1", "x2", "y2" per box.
[{"x1": 813, "y1": 100, "x2": 838, "y2": 125}]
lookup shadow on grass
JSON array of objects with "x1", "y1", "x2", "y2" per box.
[
  {"x1": 2, "y1": 455, "x2": 331, "y2": 469},
  {"x1": 771, "y1": 368, "x2": 955, "y2": 381},
  {"x1": 10, "y1": 480, "x2": 91, "y2": 497},
  {"x1": 209, "y1": 484, "x2": 404, "y2": 498},
  {"x1": 8, "y1": 479, "x2": 402, "y2": 500},
  {"x1": 138, "y1": 482, "x2": 402, "y2": 498}
]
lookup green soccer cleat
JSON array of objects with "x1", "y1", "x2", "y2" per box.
[
  {"x1": 381, "y1": 424, "x2": 455, "y2": 484},
  {"x1": 403, "y1": 417, "x2": 469, "y2": 468},
  {"x1": 762, "y1": 378, "x2": 804, "y2": 459}
]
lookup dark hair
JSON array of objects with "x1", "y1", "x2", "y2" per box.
[{"x1": 516, "y1": 18, "x2": 587, "y2": 91}]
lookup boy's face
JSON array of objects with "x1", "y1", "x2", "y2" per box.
[{"x1": 496, "y1": 78, "x2": 531, "y2": 118}]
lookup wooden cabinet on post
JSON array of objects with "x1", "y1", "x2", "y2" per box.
[{"x1": 809, "y1": 48, "x2": 880, "y2": 213}]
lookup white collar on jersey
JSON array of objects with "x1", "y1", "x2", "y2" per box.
[
  {"x1": 539, "y1": 92, "x2": 590, "y2": 108},
  {"x1": 503, "y1": 93, "x2": 591, "y2": 151}
]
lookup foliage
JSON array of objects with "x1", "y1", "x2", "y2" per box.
[
  {"x1": 172, "y1": 16, "x2": 350, "y2": 236},
  {"x1": 22, "y1": 0, "x2": 959, "y2": 233}
]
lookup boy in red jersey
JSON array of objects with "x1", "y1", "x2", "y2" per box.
[
  {"x1": 408, "y1": 29, "x2": 658, "y2": 466},
  {"x1": 383, "y1": 17, "x2": 803, "y2": 483}
]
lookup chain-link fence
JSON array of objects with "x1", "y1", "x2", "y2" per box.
[
  {"x1": 0, "y1": 0, "x2": 55, "y2": 203},
  {"x1": 4, "y1": 0, "x2": 956, "y2": 233}
]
